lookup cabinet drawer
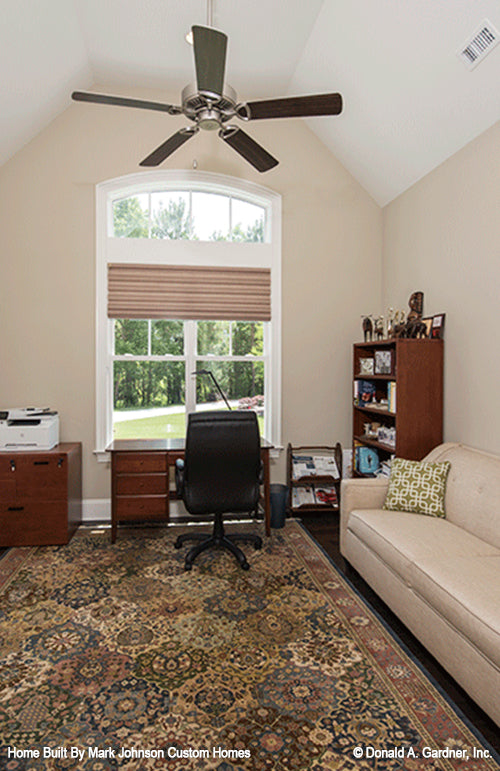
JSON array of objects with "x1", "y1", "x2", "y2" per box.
[
  {"x1": 0, "y1": 500, "x2": 68, "y2": 547},
  {"x1": 0, "y1": 457, "x2": 16, "y2": 478},
  {"x1": 15, "y1": 455, "x2": 68, "y2": 500},
  {"x1": 115, "y1": 495, "x2": 168, "y2": 521},
  {"x1": 0, "y1": 478, "x2": 16, "y2": 502},
  {"x1": 115, "y1": 474, "x2": 167, "y2": 496},
  {"x1": 114, "y1": 453, "x2": 167, "y2": 474}
]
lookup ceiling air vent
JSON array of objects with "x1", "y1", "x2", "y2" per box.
[{"x1": 458, "y1": 19, "x2": 499, "y2": 69}]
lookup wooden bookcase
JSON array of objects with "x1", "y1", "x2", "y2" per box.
[
  {"x1": 352, "y1": 339, "x2": 443, "y2": 476},
  {"x1": 286, "y1": 443, "x2": 342, "y2": 516}
]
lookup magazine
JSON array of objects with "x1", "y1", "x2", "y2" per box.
[
  {"x1": 292, "y1": 485, "x2": 315, "y2": 507},
  {"x1": 292, "y1": 454, "x2": 340, "y2": 480},
  {"x1": 314, "y1": 485, "x2": 338, "y2": 505}
]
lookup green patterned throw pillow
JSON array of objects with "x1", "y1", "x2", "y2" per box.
[{"x1": 383, "y1": 458, "x2": 451, "y2": 517}]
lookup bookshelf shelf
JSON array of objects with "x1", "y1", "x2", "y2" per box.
[{"x1": 352, "y1": 339, "x2": 443, "y2": 477}]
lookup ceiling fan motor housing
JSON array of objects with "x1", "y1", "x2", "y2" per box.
[{"x1": 181, "y1": 82, "x2": 238, "y2": 130}]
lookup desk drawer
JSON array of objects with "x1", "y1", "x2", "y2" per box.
[
  {"x1": 115, "y1": 495, "x2": 168, "y2": 521},
  {"x1": 115, "y1": 474, "x2": 167, "y2": 496},
  {"x1": 114, "y1": 452, "x2": 167, "y2": 474},
  {"x1": 0, "y1": 500, "x2": 68, "y2": 546}
]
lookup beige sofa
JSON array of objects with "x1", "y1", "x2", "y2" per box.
[{"x1": 340, "y1": 442, "x2": 500, "y2": 726}]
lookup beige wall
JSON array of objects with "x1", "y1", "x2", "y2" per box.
[
  {"x1": 383, "y1": 121, "x2": 500, "y2": 454},
  {"x1": 0, "y1": 87, "x2": 382, "y2": 502}
]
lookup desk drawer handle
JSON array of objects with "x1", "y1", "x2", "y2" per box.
[
  {"x1": 8, "y1": 506, "x2": 25, "y2": 512},
  {"x1": 34, "y1": 461, "x2": 49, "y2": 466}
]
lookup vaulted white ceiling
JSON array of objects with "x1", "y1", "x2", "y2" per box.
[{"x1": 2, "y1": 0, "x2": 499, "y2": 204}]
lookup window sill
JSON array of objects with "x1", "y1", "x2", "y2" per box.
[{"x1": 94, "y1": 450, "x2": 110, "y2": 463}]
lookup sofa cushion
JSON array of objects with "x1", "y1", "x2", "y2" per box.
[
  {"x1": 347, "y1": 509, "x2": 500, "y2": 583},
  {"x1": 424, "y1": 443, "x2": 500, "y2": 549},
  {"x1": 383, "y1": 458, "x2": 451, "y2": 517},
  {"x1": 410, "y1": 555, "x2": 500, "y2": 668}
]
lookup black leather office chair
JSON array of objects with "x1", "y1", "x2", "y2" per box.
[{"x1": 175, "y1": 410, "x2": 263, "y2": 570}]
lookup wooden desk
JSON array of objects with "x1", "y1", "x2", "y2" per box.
[{"x1": 107, "y1": 437, "x2": 272, "y2": 543}]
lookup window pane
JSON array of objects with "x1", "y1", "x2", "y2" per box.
[
  {"x1": 232, "y1": 198, "x2": 265, "y2": 242},
  {"x1": 197, "y1": 321, "x2": 230, "y2": 355},
  {"x1": 112, "y1": 195, "x2": 149, "y2": 237},
  {"x1": 114, "y1": 319, "x2": 148, "y2": 355},
  {"x1": 191, "y1": 192, "x2": 230, "y2": 241},
  {"x1": 150, "y1": 192, "x2": 192, "y2": 240},
  {"x1": 232, "y1": 322, "x2": 264, "y2": 355},
  {"x1": 151, "y1": 320, "x2": 184, "y2": 355},
  {"x1": 195, "y1": 361, "x2": 265, "y2": 432},
  {"x1": 113, "y1": 361, "x2": 186, "y2": 439}
]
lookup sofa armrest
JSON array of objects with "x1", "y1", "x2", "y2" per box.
[{"x1": 340, "y1": 477, "x2": 390, "y2": 555}]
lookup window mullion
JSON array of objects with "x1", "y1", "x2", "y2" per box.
[{"x1": 185, "y1": 320, "x2": 196, "y2": 415}]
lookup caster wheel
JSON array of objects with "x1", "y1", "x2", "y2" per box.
[
  {"x1": 241, "y1": 561, "x2": 250, "y2": 571},
  {"x1": 254, "y1": 540, "x2": 263, "y2": 550},
  {"x1": 174, "y1": 538, "x2": 183, "y2": 549},
  {"x1": 184, "y1": 563, "x2": 193, "y2": 571}
]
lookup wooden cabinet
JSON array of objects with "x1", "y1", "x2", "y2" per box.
[
  {"x1": 286, "y1": 443, "x2": 342, "y2": 516},
  {"x1": 0, "y1": 443, "x2": 82, "y2": 546},
  {"x1": 352, "y1": 339, "x2": 443, "y2": 476}
]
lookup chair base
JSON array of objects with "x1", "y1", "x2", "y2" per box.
[{"x1": 175, "y1": 512, "x2": 262, "y2": 570}]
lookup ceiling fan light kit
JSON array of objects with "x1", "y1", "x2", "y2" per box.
[{"x1": 72, "y1": 24, "x2": 343, "y2": 172}]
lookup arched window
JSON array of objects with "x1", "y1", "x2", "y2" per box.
[{"x1": 95, "y1": 170, "x2": 281, "y2": 456}]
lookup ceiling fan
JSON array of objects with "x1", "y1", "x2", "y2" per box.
[{"x1": 72, "y1": 24, "x2": 343, "y2": 173}]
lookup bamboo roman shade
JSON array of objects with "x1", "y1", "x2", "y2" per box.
[{"x1": 107, "y1": 264, "x2": 271, "y2": 321}]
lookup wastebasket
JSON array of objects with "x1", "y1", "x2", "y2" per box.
[{"x1": 270, "y1": 483, "x2": 288, "y2": 529}]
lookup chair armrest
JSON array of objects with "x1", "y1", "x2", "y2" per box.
[
  {"x1": 175, "y1": 458, "x2": 185, "y2": 497},
  {"x1": 340, "y1": 477, "x2": 389, "y2": 555}
]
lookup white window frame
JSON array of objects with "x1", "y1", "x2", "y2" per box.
[{"x1": 95, "y1": 170, "x2": 281, "y2": 459}]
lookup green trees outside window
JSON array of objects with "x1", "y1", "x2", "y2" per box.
[
  {"x1": 112, "y1": 193, "x2": 265, "y2": 243},
  {"x1": 113, "y1": 319, "x2": 265, "y2": 440}
]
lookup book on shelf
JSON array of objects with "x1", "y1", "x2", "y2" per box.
[
  {"x1": 292, "y1": 454, "x2": 340, "y2": 480},
  {"x1": 292, "y1": 484, "x2": 338, "y2": 507},
  {"x1": 387, "y1": 381, "x2": 397, "y2": 412},
  {"x1": 354, "y1": 379, "x2": 377, "y2": 406}
]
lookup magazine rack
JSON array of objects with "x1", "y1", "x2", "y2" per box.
[{"x1": 286, "y1": 443, "x2": 342, "y2": 516}]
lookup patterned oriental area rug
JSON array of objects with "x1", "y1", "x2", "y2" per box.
[{"x1": 0, "y1": 521, "x2": 498, "y2": 771}]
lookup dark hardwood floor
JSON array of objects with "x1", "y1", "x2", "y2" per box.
[{"x1": 300, "y1": 511, "x2": 499, "y2": 754}]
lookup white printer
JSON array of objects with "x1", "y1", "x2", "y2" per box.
[{"x1": 0, "y1": 408, "x2": 60, "y2": 450}]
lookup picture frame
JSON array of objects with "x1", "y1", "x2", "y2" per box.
[
  {"x1": 431, "y1": 313, "x2": 446, "y2": 339},
  {"x1": 422, "y1": 316, "x2": 433, "y2": 338},
  {"x1": 374, "y1": 349, "x2": 392, "y2": 375},
  {"x1": 359, "y1": 357, "x2": 374, "y2": 375}
]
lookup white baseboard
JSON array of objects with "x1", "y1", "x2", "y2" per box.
[
  {"x1": 82, "y1": 499, "x2": 111, "y2": 522},
  {"x1": 81, "y1": 498, "x2": 187, "y2": 523}
]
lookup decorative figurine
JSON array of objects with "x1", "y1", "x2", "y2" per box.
[
  {"x1": 361, "y1": 315, "x2": 373, "y2": 342},
  {"x1": 374, "y1": 316, "x2": 384, "y2": 340},
  {"x1": 397, "y1": 292, "x2": 428, "y2": 338},
  {"x1": 386, "y1": 308, "x2": 394, "y2": 338}
]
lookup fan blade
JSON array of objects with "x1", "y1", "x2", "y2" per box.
[
  {"x1": 72, "y1": 91, "x2": 180, "y2": 114},
  {"x1": 238, "y1": 93, "x2": 343, "y2": 120},
  {"x1": 139, "y1": 128, "x2": 198, "y2": 167},
  {"x1": 192, "y1": 25, "x2": 227, "y2": 97},
  {"x1": 219, "y1": 127, "x2": 278, "y2": 173}
]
